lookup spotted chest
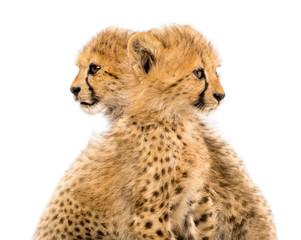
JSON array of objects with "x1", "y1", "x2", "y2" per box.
[{"x1": 126, "y1": 118, "x2": 210, "y2": 239}]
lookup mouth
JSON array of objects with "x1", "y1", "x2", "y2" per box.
[
  {"x1": 193, "y1": 101, "x2": 219, "y2": 112},
  {"x1": 79, "y1": 101, "x2": 97, "y2": 106},
  {"x1": 76, "y1": 96, "x2": 99, "y2": 107},
  {"x1": 74, "y1": 95, "x2": 104, "y2": 115}
]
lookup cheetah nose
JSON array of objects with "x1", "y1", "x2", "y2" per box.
[
  {"x1": 70, "y1": 87, "x2": 81, "y2": 97},
  {"x1": 213, "y1": 93, "x2": 225, "y2": 102}
]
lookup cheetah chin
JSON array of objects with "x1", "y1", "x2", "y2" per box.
[{"x1": 78, "y1": 99, "x2": 106, "y2": 115}]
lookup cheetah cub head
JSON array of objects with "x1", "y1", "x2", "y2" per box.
[
  {"x1": 70, "y1": 28, "x2": 134, "y2": 119},
  {"x1": 128, "y1": 25, "x2": 225, "y2": 117}
]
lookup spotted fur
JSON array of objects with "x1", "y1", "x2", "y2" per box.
[{"x1": 34, "y1": 26, "x2": 276, "y2": 240}]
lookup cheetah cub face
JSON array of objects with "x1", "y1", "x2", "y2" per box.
[
  {"x1": 128, "y1": 25, "x2": 225, "y2": 116},
  {"x1": 70, "y1": 28, "x2": 133, "y2": 116}
]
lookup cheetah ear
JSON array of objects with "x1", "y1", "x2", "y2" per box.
[{"x1": 128, "y1": 32, "x2": 161, "y2": 75}]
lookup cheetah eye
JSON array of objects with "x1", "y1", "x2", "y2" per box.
[
  {"x1": 193, "y1": 69, "x2": 205, "y2": 80},
  {"x1": 88, "y1": 64, "x2": 101, "y2": 75}
]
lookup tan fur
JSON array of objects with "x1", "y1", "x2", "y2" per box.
[
  {"x1": 197, "y1": 126, "x2": 277, "y2": 239},
  {"x1": 34, "y1": 26, "x2": 276, "y2": 240},
  {"x1": 71, "y1": 28, "x2": 134, "y2": 121}
]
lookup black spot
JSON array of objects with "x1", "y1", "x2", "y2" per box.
[
  {"x1": 165, "y1": 193, "x2": 170, "y2": 199},
  {"x1": 188, "y1": 200, "x2": 195, "y2": 206},
  {"x1": 200, "y1": 214, "x2": 207, "y2": 222},
  {"x1": 199, "y1": 196, "x2": 209, "y2": 205},
  {"x1": 154, "y1": 173, "x2": 160, "y2": 180},
  {"x1": 153, "y1": 191, "x2": 159, "y2": 197},
  {"x1": 194, "y1": 219, "x2": 200, "y2": 226},
  {"x1": 175, "y1": 186, "x2": 183, "y2": 194},
  {"x1": 170, "y1": 203, "x2": 179, "y2": 211},
  {"x1": 171, "y1": 177, "x2": 176, "y2": 185},
  {"x1": 145, "y1": 221, "x2": 153, "y2": 229},
  {"x1": 68, "y1": 220, "x2": 73, "y2": 226},
  {"x1": 135, "y1": 200, "x2": 144, "y2": 208},
  {"x1": 156, "y1": 229, "x2": 164, "y2": 237},
  {"x1": 97, "y1": 230, "x2": 105, "y2": 236}
]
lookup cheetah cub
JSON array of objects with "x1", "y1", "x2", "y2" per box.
[
  {"x1": 35, "y1": 25, "x2": 210, "y2": 239},
  {"x1": 127, "y1": 26, "x2": 276, "y2": 239},
  {"x1": 34, "y1": 25, "x2": 218, "y2": 240},
  {"x1": 34, "y1": 28, "x2": 136, "y2": 240},
  {"x1": 70, "y1": 27, "x2": 277, "y2": 239}
]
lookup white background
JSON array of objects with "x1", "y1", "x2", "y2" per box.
[{"x1": 0, "y1": 1, "x2": 300, "y2": 239}]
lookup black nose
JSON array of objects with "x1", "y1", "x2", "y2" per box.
[
  {"x1": 70, "y1": 87, "x2": 81, "y2": 97},
  {"x1": 213, "y1": 93, "x2": 225, "y2": 102}
]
